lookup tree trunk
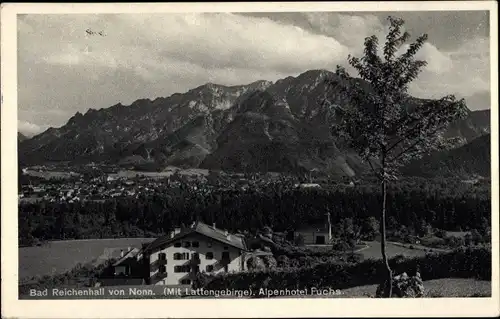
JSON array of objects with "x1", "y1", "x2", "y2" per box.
[{"x1": 381, "y1": 178, "x2": 393, "y2": 297}]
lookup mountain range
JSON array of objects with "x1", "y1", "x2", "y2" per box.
[{"x1": 18, "y1": 69, "x2": 491, "y2": 178}]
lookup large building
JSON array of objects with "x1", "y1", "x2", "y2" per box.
[{"x1": 135, "y1": 221, "x2": 248, "y2": 286}]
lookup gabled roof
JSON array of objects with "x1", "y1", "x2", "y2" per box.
[
  {"x1": 144, "y1": 221, "x2": 247, "y2": 253},
  {"x1": 112, "y1": 248, "x2": 140, "y2": 266}
]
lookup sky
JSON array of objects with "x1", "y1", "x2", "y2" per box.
[{"x1": 17, "y1": 11, "x2": 491, "y2": 136}]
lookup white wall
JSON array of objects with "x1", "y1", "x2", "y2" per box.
[{"x1": 149, "y1": 233, "x2": 244, "y2": 286}]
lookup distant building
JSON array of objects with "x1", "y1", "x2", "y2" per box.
[
  {"x1": 112, "y1": 247, "x2": 142, "y2": 276},
  {"x1": 32, "y1": 186, "x2": 43, "y2": 193},
  {"x1": 295, "y1": 183, "x2": 321, "y2": 189},
  {"x1": 294, "y1": 223, "x2": 332, "y2": 245}
]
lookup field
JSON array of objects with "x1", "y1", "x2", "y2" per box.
[
  {"x1": 446, "y1": 231, "x2": 470, "y2": 238},
  {"x1": 109, "y1": 167, "x2": 210, "y2": 179},
  {"x1": 337, "y1": 278, "x2": 492, "y2": 297},
  {"x1": 24, "y1": 170, "x2": 79, "y2": 179},
  {"x1": 19, "y1": 238, "x2": 154, "y2": 282},
  {"x1": 358, "y1": 241, "x2": 430, "y2": 259},
  {"x1": 270, "y1": 278, "x2": 491, "y2": 298}
]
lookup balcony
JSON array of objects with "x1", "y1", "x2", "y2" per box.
[
  {"x1": 155, "y1": 271, "x2": 168, "y2": 279},
  {"x1": 157, "y1": 259, "x2": 168, "y2": 265},
  {"x1": 150, "y1": 271, "x2": 168, "y2": 284}
]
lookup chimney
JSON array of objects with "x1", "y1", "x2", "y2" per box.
[
  {"x1": 174, "y1": 227, "x2": 181, "y2": 235},
  {"x1": 120, "y1": 250, "x2": 124, "y2": 258},
  {"x1": 224, "y1": 230, "x2": 229, "y2": 237},
  {"x1": 213, "y1": 223, "x2": 216, "y2": 229},
  {"x1": 127, "y1": 247, "x2": 131, "y2": 252}
]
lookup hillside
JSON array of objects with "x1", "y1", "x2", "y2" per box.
[
  {"x1": 18, "y1": 132, "x2": 28, "y2": 142},
  {"x1": 19, "y1": 70, "x2": 490, "y2": 176},
  {"x1": 404, "y1": 134, "x2": 491, "y2": 178}
]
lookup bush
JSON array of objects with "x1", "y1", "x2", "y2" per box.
[
  {"x1": 18, "y1": 259, "x2": 115, "y2": 297},
  {"x1": 294, "y1": 234, "x2": 305, "y2": 246},
  {"x1": 434, "y1": 229, "x2": 447, "y2": 238},
  {"x1": 420, "y1": 236, "x2": 447, "y2": 248},
  {"x1": 375, "y1": 272, "x2": 424, "y2": 298}
]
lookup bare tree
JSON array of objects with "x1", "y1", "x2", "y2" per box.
[{"x1": 327, "y1": 16, "x2": 468, "y2": 297}]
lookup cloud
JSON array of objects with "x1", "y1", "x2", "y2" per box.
[
  {"x1": 413, "y1": 43, "x2": 454, "y2": 74},
  {"x1": 303, "y1": 12, "x2": 386, "y2": 53},
  {"x1": 20, "y1": 13, "x2": 348, "y2": 76},
  {"x1": 18, "y1": 120, "x2": 49, "y2": 136},
  {"x1": 304, "y1": 12, "x2": 489, "y2": 102},
  {"x1": 17, "y1": 12, "x2": 490, "y2": 131},
  {"x1": 409, "y1": 36, "x2": 490, "y2": 99}
]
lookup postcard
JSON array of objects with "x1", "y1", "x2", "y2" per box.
[{"x1": 1, "y1": 2, "x2": 498, "y2": 318}]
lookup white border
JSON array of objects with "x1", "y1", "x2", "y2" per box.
[{"x1": 1, "y1": 2, "x2": 499, "y2": 318}]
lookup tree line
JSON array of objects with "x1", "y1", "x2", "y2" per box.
[{"x1": 18, "y1": 178, "x2": 491, "y2": 247}]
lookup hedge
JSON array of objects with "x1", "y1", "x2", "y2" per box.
[{"x1": 203, "y1": 246, "x2": 491, "y2": 293}]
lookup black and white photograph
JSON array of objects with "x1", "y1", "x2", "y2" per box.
[{"x1": 1, "y1": 2, "x2": 499, "y2": 318}]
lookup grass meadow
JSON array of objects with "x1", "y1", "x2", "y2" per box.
[{"x1": 19, "y1": 238, "x2": 154, "y2": 282}]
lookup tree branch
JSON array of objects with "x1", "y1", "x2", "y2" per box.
[
  {"x1": 388, "y1": 137, "x2": 425, "y2": 163},
  {"x1": 367, "y1": 158, "x2": 382, "y2": 181},
  {"x1": 387, "y1": 121, "x2": 446, "y2": 163}
]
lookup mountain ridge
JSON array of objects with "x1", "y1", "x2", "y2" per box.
[
  {"x1": 404, "y1": 133, "x2": 491, "y2": 178},
  {"x1": 19, "y1": 69, "x2": 491, "y2": 177}
]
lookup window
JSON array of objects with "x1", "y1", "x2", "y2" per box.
[
  {"x1": 222, "y1": 252, "x2": 230, "y2": 260},
  {"x1": 174, "y1": 242, "x2": 181, "y2": 248},
  {"x1": 115, "y1": 266, "x2": 127, "y2": 276},
  {"x1": 206, "y1": 265, "x2": 214, "y2": 272},
  {"x1": 192, "y1": 241, "x2": 199, "y2": 248},
  {"x1": 180, "y1": 279, "x2": 191, "y2": 285},
  {"x1": 206, "y1": 252, "x2": 214, "y2": 260},
  {"x1": 183, "y1": 241, "x2": 191, "y2": 248},
  {"x1": 192, "y1": 253, "x2": 200, "y2": 259},
  {"x1": 174, "y1": 252, "x2": 189, "y2": 260},
  {"x1": 159, "y1": 265, "x2": 166, "y2": 274},
  {"x1": 174, "y1": 265, "x2": 189, "y2": 273},
  {"x1": 315, "y1": 235, "x2": 325, "y2": 245},
  {"x1": 158, "y1": 253, "x2": 166, "y2": 260}
]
